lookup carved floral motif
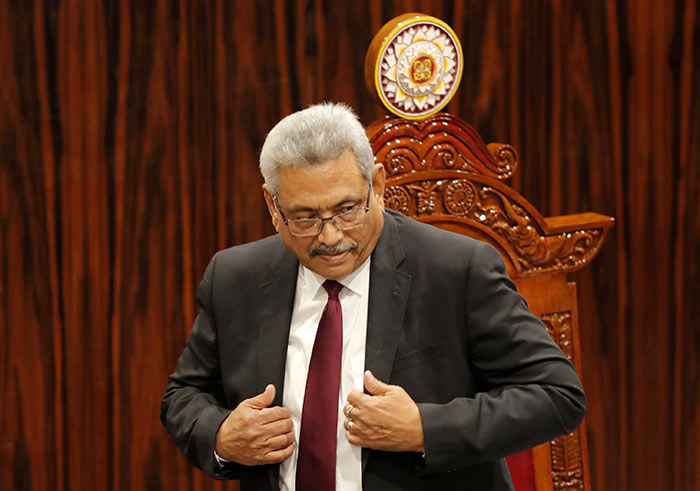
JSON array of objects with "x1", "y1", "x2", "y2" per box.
[
  {"x1": 383, "y1": 187, "x2": 410, "y2": 214},
  {"x1": 444, "y1": 179, "x2": 476, "y2": 216}
]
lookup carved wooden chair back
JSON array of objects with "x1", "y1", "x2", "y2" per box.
[{"x1": 366, "y1": 113, "x2": 613, "y2": 491}]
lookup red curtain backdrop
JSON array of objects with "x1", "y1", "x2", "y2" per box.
[{"x1": 1, "y1": 1, "x2": 698, "y2": 490}]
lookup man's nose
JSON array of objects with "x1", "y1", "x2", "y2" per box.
[{"x1": 317, "y1": 218, "x2": 344, "y2": 245}]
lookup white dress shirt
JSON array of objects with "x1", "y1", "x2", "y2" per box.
[{"x1": 279, "y1": 257, "x2": 370, "y2": 491}]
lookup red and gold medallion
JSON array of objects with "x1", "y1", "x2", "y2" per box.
[{"x1": 365, "y1": 14, "x2": 463, "y2": 119}]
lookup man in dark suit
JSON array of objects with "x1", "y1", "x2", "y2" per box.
[{"x1": 161, "y1": 103, "x2": 586, "y2": 490}]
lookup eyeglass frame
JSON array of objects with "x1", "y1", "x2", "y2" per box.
[{"x1": 272, "y1": 182, "x2": 373, "y2": 237}]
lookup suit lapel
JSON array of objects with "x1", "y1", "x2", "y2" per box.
[
  {"x1": 365, "y1": 211, "x2": 411, "y2": 384},
  {"x1": 257, "y1": 242, "x2": 298, "y2": 491},
  {"x1": 363, "y1": 212, "x2": 412, "y2": 470},
  {"x1": 257, "y1": 244, "x2": 298, "y2": 404}
]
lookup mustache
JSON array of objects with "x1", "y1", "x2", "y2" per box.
[{"x1": 309, "y1": 241, "x2": 358, "y2": 257}]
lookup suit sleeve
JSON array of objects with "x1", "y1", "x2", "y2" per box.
[
  {"x1": 160, "y1": 254, "x2": 244, "y2": 479},
  {"x1": 417, "y1": 241, "x2": 586, "y2": 473}
]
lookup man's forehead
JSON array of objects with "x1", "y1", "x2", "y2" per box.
[{"x1": 276, "y1": 155, "x2": 367, "y2": 194}]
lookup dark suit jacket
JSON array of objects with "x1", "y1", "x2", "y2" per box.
[{"x1": 161, "y1": 210, "x2": 586, "y2": 490}]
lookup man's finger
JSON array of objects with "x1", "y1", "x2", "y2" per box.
[
  {"x1": 245, "y1": 384, "x2": 276, "y2": 409},
  {"x1": 263, "y1": 441, "x2": 296, "y2": 464},
  {"x1": 260, "y1": 414, "x2": 294, "y2": 435},
  {"x1": 344, "y1": 417, "x2": 363, "y2": 433},
  {"x1": 345, "y1": 430, "x2": 362, "y2": 447},
  {"x1": 255, "y1": 405, "x2": 291, "y2": 424},
  {"x1": 343, "y1": 403, "x2": 361, "y2": 421},
  {"x1": 264, "y1": 430, "x2": 296, "y2": 450},
  {"x1": 364, "y1": 370, "x2": 391, "y2": 396},
  {"x1": 347, "y1": 389, "x2": 369, "y2": 407}
]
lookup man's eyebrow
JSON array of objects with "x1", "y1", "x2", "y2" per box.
[{"x1": 285, "y1": 195, "x2": 363, "y2": 214}]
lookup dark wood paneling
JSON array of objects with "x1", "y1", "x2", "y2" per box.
[{"x1": 1, "y1": 1, "x2": 698, "y2": 490}]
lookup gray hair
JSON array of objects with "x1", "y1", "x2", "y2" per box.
[{"x1": 259, "y1": 102, "x2": 375, "y2": 194}]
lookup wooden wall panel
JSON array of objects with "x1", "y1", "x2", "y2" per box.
[{"x1": 1, "y1": 1, "x2": 698, "y2": 490}]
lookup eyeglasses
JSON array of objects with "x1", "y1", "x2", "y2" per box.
[{"x1": 273, "y1": 183, "x2": 372, "y2": 237}]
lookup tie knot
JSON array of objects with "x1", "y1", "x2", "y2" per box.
[{"x1": 323, "y1": 280, "x2": 343, "y2": 299}]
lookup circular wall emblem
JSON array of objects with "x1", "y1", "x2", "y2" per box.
[{"x1": 365, "y1": 14, "x2": 463, "y2": 119}]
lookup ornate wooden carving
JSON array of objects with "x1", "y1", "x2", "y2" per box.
[
  {"x1": 368, "y1": 114, "x2": 518, "y2": 179},
  {"x1": 370, "y1": 115, "x2": 613, "y2": 277},
  {"x1": 550, "y1": 433, "x2": 585, "y2": 491},
  {"x1": 542, "y1": 311, "x2": 585, "y2": 491},
  {"x1": 473, "y1": 187, "x2": 601, "y2": 273},
  {"x1": 542, "y1": 311, "x2": 574, "y2": 361},
  {"x1": 444, "y1": 179, "x2": 477, "y2": 216},
  {"x1": 382, "y1": 177, "x2": 608, "y2": 275}
]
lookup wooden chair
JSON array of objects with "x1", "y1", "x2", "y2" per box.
[{"x1": 366, "y1": 113, "x2": 614, "y2": 490}]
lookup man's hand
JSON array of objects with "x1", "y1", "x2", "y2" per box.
[
  {"x1": 343, "y1": 371, "x2": 424, "y2": 452},
  {"x1": 215, "y1": 384, "x2": 295, "y2": 465}
]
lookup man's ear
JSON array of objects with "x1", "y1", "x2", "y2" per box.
[
  {"x1": 371, "y1": 164, "x2": 386, "y2": 210},
  {"x1": 262, "y1": 184, "x2": 280, "y2": 232}
]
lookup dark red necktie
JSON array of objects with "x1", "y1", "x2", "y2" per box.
[{"x1": 296, "y1": 280, "x2": 343, "y2": 491}]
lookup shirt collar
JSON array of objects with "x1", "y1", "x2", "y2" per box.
[{"x1": 299, "y1": 256, "x2": 371, "y2": 299}]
